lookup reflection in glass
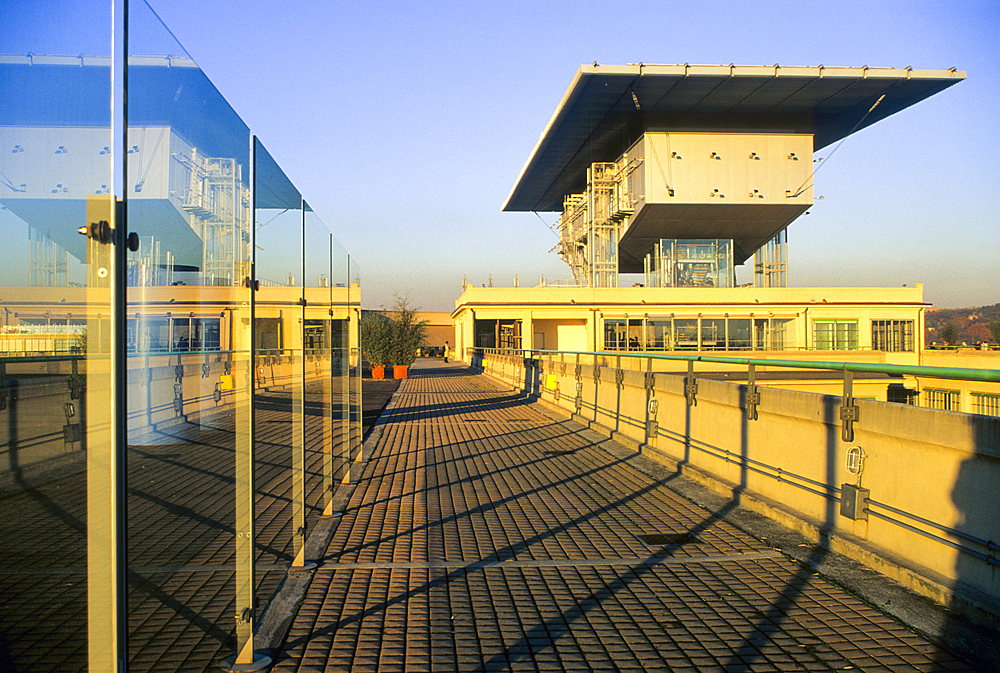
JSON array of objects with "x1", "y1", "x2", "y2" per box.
[
  {"x1": 2, "y1": 2, "x2": 362, "y2": 671},
  {"x1": 0, "y1": 1, "x2": 115, "y2": 670},
  {"x1": 126, "y1": 1, "x2": 255, "y2": 670},
  {"x1": 700, "y1": 318, "x2": 727, "y2": 350},
  {"x1": 250, "y1": 138, "x2": 304, "y2": 664}
]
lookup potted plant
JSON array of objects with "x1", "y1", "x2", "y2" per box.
[
  {"x1": 389, "y1": 296, "x2": 428, "y2": 380},
  {"x1": 360, "y1": 312, "x2": 393, "y2": 379}
]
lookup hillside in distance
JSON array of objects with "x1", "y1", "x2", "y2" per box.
[{"x1": 925, "y1": 303, "x2": 1000, "y2": 345}]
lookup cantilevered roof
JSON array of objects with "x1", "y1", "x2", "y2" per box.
[{"x1": 504, "y1": 63, "x2": 965, "y2": 212}]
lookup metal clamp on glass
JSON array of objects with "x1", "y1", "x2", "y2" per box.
[{"x1": 78, "y1": 219, "x2": 112, "y2": 244}]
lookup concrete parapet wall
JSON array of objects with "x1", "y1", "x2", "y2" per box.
[
  {"x1": 474, "y1": 351, "x2": 1000, "y2": 623},
  {"x1": 0, "y1": 376, "x2": 86, "y2": 486}
]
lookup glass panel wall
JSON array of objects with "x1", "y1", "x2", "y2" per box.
[
  {"x1": 602, "y1": 315, "x2": 796, "y2": 352},
  {"x1": 1, "y1": 1, "x2": 362, "y2": 671},
  {"x1": 645, "y1": 239, "x2": 735, "y2": 288},
  {"x1": 0, "y1": 1, "x2": 117, "y2": 670}
]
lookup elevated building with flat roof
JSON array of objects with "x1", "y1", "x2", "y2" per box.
[{"x1": 454, "y1": 63, "x2": 972, "y2": 403}]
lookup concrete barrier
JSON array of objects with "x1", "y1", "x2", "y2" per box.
[{"x1": 474, "y1": 351, "x2": 1000, "y2": 626}]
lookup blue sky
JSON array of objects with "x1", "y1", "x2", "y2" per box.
[{"x1": 22, "y1": 0, "x2": 1000, "y2": 311}]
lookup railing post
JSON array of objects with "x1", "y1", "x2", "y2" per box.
[
  {"x1": 841, "y1": 368, "x2": 859, "y2": 442},
  {"x1": 645, "y1": 356, "x2": 658, "y2": 441},
  {"x1": 685, "y1": 359, "x2": 698, "y2": 406},
  {"x1": 746, "y1": 363, "x2": 760, "y2": 421},
  {"x1": 575, "y1": 353, "x2": 583, "y2": 414}
]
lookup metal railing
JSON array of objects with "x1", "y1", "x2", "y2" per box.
[{"x1": 471, "y1": 346, "x2": 1000, "y2": 576}]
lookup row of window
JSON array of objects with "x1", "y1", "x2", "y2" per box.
[
  {"x1": 602, "y1": 317, "x2": 915, "y2": 352},
  {"x1": 923, "y1": 389, "x2": 1000, "y2": 417},
  {"x1": 812, "y1": 319, "x2": 914, "y2": 352},
  {"x1": 126, "y1": 317, "x2": 221, "y2": 353},
  {"x1": 603, "y1": 316, "x2": 795, "y2": 352}
]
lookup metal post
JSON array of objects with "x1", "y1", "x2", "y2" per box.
[
  {"x1": 841, "y1": 368, "x2": 859, "y2": 442},
  {"x1": 685, "y1": 360, "x2": 698, "y2": 406},
  {"x1": 228, "y1": 136, "x2": 270, "y2": 671},
  {"x1": 645, "y1": 356, "x2": 658, "y2": 440},
  {"x1": 746, "y1": 363, "x2": 760, "y2": 421}
]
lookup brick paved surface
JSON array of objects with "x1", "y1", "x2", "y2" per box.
[
  {"x1": 0, "y1": 375, "x2": 368, "y2": 673},
  {"x1": 272, "y1": 361, "x2": 982, "y2": 672}
]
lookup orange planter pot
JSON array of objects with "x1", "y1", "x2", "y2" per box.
[
  {"x1": 393, "y1": 365, "x2": 408, "y2": 380},
  {"x1": 371, "y1": 365, "x2": 385, "y2": 380}
]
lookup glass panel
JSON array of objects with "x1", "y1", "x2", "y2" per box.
[
  {"x1": 253, "y1": 139, "x2": 304, "y2": 607},
  {"x1": 126, "y1": 2, "x2": 253, "y2": 670},
  {"x1": 813, "y1": 320, "x2": 855, "y2": 350},
  {"x1": 646, "y1": 319, "x2": 671, "y2": 351},
  {"x1": 773, "y1": 318, "x2": 796, "y2": 350},
  {"x1": 626, "y1": 319, "x2": 644, "y2": 351},
  {"x1": 0, "y1": 1, "x2": 116, "y2": 670},
  {"x1": 700, "y1": 318, "x2": 726, "y2": 350},
  {"x1": 347, "y1": 256, "x2": 362, "y2": 470},
  {"x1": 659, "y1": 239, "x2": 734, "y2": 288},
  {"x1": 303, "y1": 205, "x2": 331, "y2": 530},
  {"x1": 603, "y1": 319, "x2": 626, "y2": 351},
  {"x1": 728, "y1": 318, "x2": 752, "y2": 350},
  {"x1": 329, "y1": 238, "x2": 351, "y2": 505},
  {"x1": 674, "y1": 318, "x2": 699, "y2": 349}
]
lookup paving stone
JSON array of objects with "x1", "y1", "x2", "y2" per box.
[{"x1": 263, "y1": 363, "x2": 987, "y2": 672}]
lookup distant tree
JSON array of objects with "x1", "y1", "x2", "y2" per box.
[
  {"x1": 990, "y1": 319, "x2": 1000, "y2": 345},
  {"x1": 940, "y1": 321, "x2": 958, "y2": 346},
  {"x1": 965, "y1": 323, "x2": 991, "y2": 344}
]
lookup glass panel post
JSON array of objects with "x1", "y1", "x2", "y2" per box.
[
  {"x1": 289, "y1": 200, "x2": 309, "y2": 569},
  {"x1": 85, "y1": 194, "x2": 122, "y2": 673},
  {"x1": 1, "y1": 4, "x2": 123, "y2": 668}
]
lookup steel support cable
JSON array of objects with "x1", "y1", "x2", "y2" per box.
[{"x1": 790, "y1": 92, "x2": 887, "y2": 198}]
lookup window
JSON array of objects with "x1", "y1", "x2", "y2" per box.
[
  {"x1": 626, "y1": 318, "x2": 644, "y2": 351},
  {"x1": 700, "y1": 318, "x2": 726, "y2": 350},
  {"x1": 924, "y1": 388, "x2": 960, "y2": 411},
  {"x1": 813, "y1": 320, "x2": 858, "y2": 350},
  {"x1": 728, "y1": 319, "x2": 752, "y2": 350},
  {"x1": 603, "y1": 319, "x2": 626, "y2": 351},
  {"x1": 645, "y1": 320, "x2": 671, "y2": 351},
  {"x1": 872, "y1": 320, "x2": 914, "y2": 352},
  {"x1": 887, "y1": 384, "x2": 917, "y2": 405},
  {"x1": 972, "y1": 393, "x2": 1000, "y2": 417},
  {"x1": 673, "y1": 319, "x2": 699, "y2": 349},
  {"x1": 127, "y1": 316, "x2": 221, "y2": 353}
]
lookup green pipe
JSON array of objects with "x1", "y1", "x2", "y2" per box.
[{"x1": 482, "y1": 347, "x2": 1000, "y2": 384}]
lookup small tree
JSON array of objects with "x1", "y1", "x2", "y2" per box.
[
  {"x1": 360, "y1": 312, "x2": 394, "y2": 367},
  {"x1": 939, "y1": 321, "x2": 958, "y2": 346},
  {"x1": 389, "y1": 295, "x2": 428, "y2": 366}
]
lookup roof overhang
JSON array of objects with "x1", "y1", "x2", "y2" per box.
[{"x1": 504, "y1": 63, "x2": 965, "y2": 213}]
